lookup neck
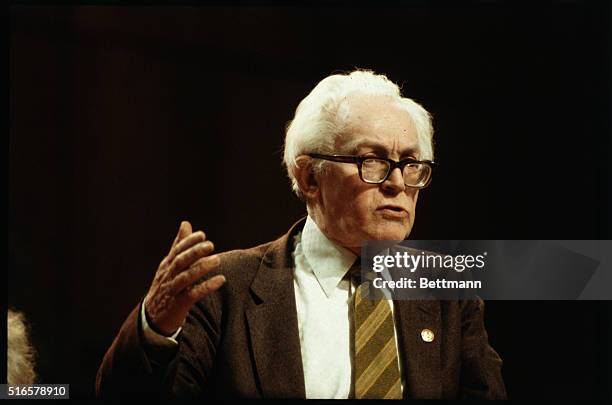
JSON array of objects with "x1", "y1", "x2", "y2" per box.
[{"x1": 306, "y1": 206, "x2": 361, "y2": 256}]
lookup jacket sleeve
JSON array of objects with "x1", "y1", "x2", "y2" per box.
[
  {"x1": 168, "y1": 296, "x2": 222, "y2": 397},
  {"x1": 459, "y1": 298, "x2": 508, "y2": 399},
  {"x1": 95, "y1": 293, "x2": 222, "y2": 399},
  {"x1": 95, "y1": 300, "x2": 175, "y2": 399}
]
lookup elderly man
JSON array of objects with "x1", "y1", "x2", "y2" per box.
[{"x1": 96, "y1": 70, "x2": 506, "y2": 399}]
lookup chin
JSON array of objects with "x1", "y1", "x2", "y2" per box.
[{"x1": 366, "y1": 224, "x2": 411, "y2": 241}]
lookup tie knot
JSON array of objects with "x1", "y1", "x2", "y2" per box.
[
  {"x1": 347, "y1": 260, "x2": 362, "y2": 284},
  {"x1": 347, "y1": 259, "x2": 377, "y2": 285}
]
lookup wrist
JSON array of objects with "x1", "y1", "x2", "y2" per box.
[{"x1": 143, "y1": 298, "x2": 179, "y2": 337}]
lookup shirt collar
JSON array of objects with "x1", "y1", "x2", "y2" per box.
[{"x1": 300, "y1": 216, "x2": 357, "y2": 298}]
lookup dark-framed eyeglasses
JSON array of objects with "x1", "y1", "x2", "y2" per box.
[{"x1": 307, "y1": 153, "x2": 435, "y2": 188}]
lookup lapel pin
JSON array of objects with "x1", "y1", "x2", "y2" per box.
[{"x1": 421, "y1": 328, "x2": 435, "y2": 343}]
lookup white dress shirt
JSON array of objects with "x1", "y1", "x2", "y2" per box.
[{"x1": 141, "y1": 216, "x2": 404, "y2": 398}]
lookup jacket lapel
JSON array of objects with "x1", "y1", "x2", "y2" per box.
[
  {"x1": 394, "y1": 299, "x2": 442, "y2": 399},
  {"x1": 245, "y1": 218, "x2": 307, "y2": 398}
]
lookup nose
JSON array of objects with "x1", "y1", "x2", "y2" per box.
[{"x1": 381, "y1": 167, "x2": 405, "y2": 195}]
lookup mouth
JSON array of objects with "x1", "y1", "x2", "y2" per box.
[{"x1": 377, "y1": 205, "x2": 409, "y2": 218}]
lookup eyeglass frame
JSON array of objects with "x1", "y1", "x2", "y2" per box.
[{"x1": 306, "y1": 153, "x2": 436, "y2": 188}]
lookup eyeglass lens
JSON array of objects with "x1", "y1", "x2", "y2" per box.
[{"x1": 361, "y1": 158, "x2": 430, "y2": 186}]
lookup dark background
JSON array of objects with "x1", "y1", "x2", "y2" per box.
[{"x1": 8, "y1": 2, "x2": 612, "y2": 400}]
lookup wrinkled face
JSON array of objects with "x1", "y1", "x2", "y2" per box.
[{"x1": 313, "y1": 94, "x2": 422, "y2": 253}]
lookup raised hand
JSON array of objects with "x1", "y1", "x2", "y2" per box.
[{"x1": 144, "y1": 221, "x2": 226, "y2": 336}]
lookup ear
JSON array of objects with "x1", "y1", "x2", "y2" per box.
[{"x1": 294, "y1": 155, "x2": 320, "y2": 200}]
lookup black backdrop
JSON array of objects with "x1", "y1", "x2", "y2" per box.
[{"x1": 8, "y1": 2, "x2": 612, "y2": 400}]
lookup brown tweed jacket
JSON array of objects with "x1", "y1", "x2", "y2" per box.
[{"x1": 96, "y1": 218, "x2": 507, "y2": 399}]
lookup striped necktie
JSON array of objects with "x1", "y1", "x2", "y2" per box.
[{"x1": 350, "y1": 264, "x2": 403, "y2": 399}]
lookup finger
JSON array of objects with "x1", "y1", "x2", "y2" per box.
[
  {"x1": 174, "y1": 230, "x2": 207, "y2": 257},
  {"x1": 170, "y1": 240, "x2": 215, "y2": 276},
  {"x1": 168, "y1": 254, "x2": 221, "y2": 294},
  {"x1": 174, "y1": 220, "x2": 193, "y2": 246},
  {"x1": 185, "y1": 274, "x2": 226, "y2": 302},
  {"x1": 167, "y1": 220, "x2": 193, "y2": 259},
  {"x1": 179, "y1": 221, "x2": 193, "y2": 240}
]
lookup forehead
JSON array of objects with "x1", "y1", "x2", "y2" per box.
[{"x1": 335, "y1": 94, "x2": 419, "y2": 154}]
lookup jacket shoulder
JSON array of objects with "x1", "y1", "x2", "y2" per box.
[
  {"x1": 219, "y1": 240, "x2": 269, "y2": 266},
  {"x1": 210, "y1": 240, "x2": 278, "y2": 291}
]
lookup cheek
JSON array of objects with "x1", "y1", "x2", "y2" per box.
[
  {"x1": 322, "y1": 170, "x2": 370, "y2": 214},
  {"x1": 345, "y1": 192, "x2": 381, "y2": 230},
  {"x1": 324, "y1": 186, "x2": 376, "y2": 232}
]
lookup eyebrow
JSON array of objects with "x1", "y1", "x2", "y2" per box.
[{"x1": 341, "y1": 140, "x2": 420, "y2": 158}]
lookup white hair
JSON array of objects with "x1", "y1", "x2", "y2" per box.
[
  {"x1": 7, "y1": 309, "x2": 37, "y2": 385},
  {"x1": 283, "y1": 69, "x2": 434, "y2": 198}
]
